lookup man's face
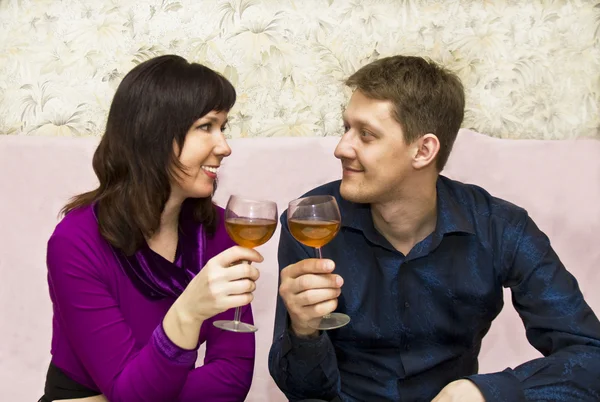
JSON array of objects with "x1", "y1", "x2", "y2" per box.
[{"x1": 334, "y1": 90, "x2": 415, "y2": 205}]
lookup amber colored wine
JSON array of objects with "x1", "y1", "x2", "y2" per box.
[
  {"x1": 288, "y1": 219, "x2": 340, "y2": 248},
  {"x1": 225, "y1": 217, "x2": 277, "y2": 248}
]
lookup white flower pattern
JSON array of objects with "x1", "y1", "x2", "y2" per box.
[{"x1": 0, "y1": 0, "x2": 598, "y2": 139}]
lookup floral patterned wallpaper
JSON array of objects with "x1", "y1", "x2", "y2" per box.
[{"x1": 0, "y1": 0, "x2": 599, "y2": 139}]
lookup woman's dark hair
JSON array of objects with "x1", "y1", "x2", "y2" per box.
[{"x1": 62, "y1": 55, "x2": 236, "y2": 255}]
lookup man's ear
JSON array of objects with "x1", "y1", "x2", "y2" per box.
[{"x1": 412, "y1": 133, "x2": 440, "y2": 170}]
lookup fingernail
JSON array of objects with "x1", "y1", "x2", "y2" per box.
[
  {"x1": 336, "y1": 276, "x2": 344, "y2": 286},
  {"x1": 325, "y1": 260, "x2": 334, "y2": 271}
]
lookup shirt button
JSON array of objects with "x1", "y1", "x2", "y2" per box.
[{"x1": 404, "y1": 302, "x2": 410, "y2": 308}]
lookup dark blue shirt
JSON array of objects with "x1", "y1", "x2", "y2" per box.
[{"x1": 268, "y1": 176, "x2": 600, "y2": 402}]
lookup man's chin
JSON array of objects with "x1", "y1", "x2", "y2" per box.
[{"x1": 339, "y1": 182, "x2": 372, "y2": 204}]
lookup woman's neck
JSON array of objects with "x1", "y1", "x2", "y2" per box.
[
  {"x1": 146, "y1": 195, "x2": 184, "y2": 263},
  {"x1": 160, "y1": 195, "x2": 184, "y2": 232}
]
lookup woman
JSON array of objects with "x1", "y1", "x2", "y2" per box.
[{"x1": 39, "y1": 55, "x2": 261, "y2": 402}]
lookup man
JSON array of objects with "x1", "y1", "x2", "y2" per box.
[{"x1": 268, "y1": 55, "x2": 600, "y2": 401}]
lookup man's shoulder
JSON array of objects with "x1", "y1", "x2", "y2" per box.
[{"x1": 441, "y1": 176, "x2": 529, "y2": 228}]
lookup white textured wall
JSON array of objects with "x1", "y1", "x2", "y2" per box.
[{"x1": 1, "y1": 0, "x2": 598, "y2": 139}]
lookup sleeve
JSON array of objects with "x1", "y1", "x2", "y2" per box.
[
  {"x1": 268, "y1": 210, "x2": 341, "y2": 401},
  {"x1": 47, "y1": 234, "x2": 197, "y2": 402},
  {"x1": 466, "y1": 216, "x2": 600, "y2": 402},
  {"x1": 177, "y1": 305, "x2": 255, "y2": 401},
  {"x1": 178, "y1": 226, "x2": 255, "y2": 401}
]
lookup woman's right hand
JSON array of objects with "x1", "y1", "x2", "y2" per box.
[
  {"x1": 163, "y1": 246, "x2": 262, "y2": 349},
  {"x1": 176, "y1": 245, "x2": 263, "y2": 322}
]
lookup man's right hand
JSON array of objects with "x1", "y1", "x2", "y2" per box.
[{"x1": 279, "y1": 258, "x2": 344, "y2": 337}]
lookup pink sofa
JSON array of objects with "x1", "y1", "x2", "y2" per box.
[{"x1": 1, "y1": 129, "x2": 598, "y2": 401}]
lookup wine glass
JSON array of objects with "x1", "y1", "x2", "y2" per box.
[
  {"x1": 287, "y1": 195, "x2": 350, "y2": 330},
  {"x1": 213, "y1": 195, "x2": 278, "y2": 333}
]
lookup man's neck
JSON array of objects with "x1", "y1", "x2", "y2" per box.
[{"x1": 371, "y1": 176, "x2": 438, "y2": 256}]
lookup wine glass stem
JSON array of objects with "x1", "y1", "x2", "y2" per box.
[
  {"x1": 233, "y1": 259, "x2": 250, "y2": 325},
  {"x1": 315, "y1": 247, "x2": 331, "y2": 320}
]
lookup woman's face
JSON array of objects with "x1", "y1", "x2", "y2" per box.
[{"x1": 171, "y1": 110, "x2": 231, "y2": 200}]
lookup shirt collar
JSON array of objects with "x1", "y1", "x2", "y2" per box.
[
  {"x1": 434, "y1": 175, "x2": 476, "y2": 236},
  {"x1": 338, "y1": 175, "x2": 475, "y2": 243}
]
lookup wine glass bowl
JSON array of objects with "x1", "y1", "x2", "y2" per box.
[
  {"x1": 225, "y1": 216, "x2": 277, "y2": 249},
  {"x1": 287, "y1": 219, "x2": 340, "y2": 249}
]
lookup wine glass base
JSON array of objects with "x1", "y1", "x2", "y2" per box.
[
  {"x1": 213, "y1": 320, "x2": 258, "y2": 333},
  {"x1": 308, "y1": 313, "x2": 351, "y2": 330}
]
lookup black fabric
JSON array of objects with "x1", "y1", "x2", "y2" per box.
[{"x1": 38, "y1": 362, "x2": 101, "y2": 401}]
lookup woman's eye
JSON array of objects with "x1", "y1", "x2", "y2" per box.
[
  {"x1": 198, "y1": 123, "x2": 211, "y2": 131},
  {"x1": 220, "y1": 125, "x2": 227, "y2": 132}
]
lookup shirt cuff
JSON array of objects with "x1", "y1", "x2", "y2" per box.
[
  {"x1": 151, "y1": 323, "x2": 198, "y2": 367},
  {"x1": 282, "y1": 329, "x2": 331, "y2": 365},
  {"x1": 466, "y1": 371, "x2": 525, "y2": 402}
]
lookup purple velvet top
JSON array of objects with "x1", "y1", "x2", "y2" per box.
[{"x1": 46, "y1": 203, "x2": 255, "y2": 402}]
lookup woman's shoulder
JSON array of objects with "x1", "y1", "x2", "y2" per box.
[
  {"x1": 213, "y1": 203, "x2": 226, "y2": 220},
  {"x1": 202, "y1": 203, "x2": 234, "y2": 259},
  {"x1": 49, "y1": 204, "x2": 108, "y2": 261},
  {"x1": 53, "y1": 204, "x2": 98, "y2": 238},
  {"x1": 207, "y1": 203, "x2": 231, "y2": 244}
]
